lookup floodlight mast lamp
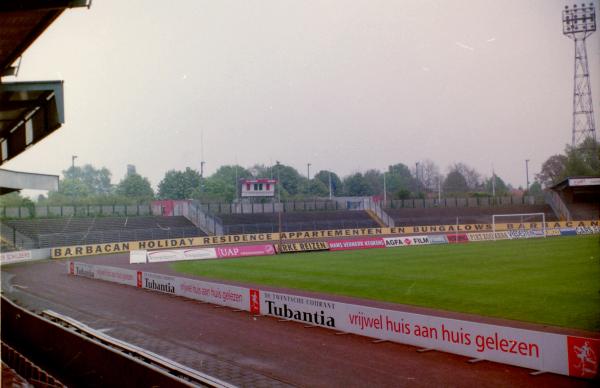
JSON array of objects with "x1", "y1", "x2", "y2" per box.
[{"x1": 563, "y1": 3, "x2": 597, "y2": 148}]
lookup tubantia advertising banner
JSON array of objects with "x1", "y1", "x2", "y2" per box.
[
  {"x1": 68, "y1": 261, "x2": 137, "y2": 287},
  {"x1": 68, "y1": 261, "x2": 599, "y2": 379},
  {"x1": 256, "y1": 291, "x2": 599, "y2": 379},
  {"x1": 215, "y1": 244, "x2": 275, "y2": 259},
  {"x1": 277, "y1": 241, "x2": 329, "y2": 253},
  {"x1": 328, "y1": 238, "x2": 385, "y2": 251},
  {"x1": 384, "y1": 236, "x2": 430, "y2": 248}
]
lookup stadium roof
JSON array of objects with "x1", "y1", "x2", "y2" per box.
[
  {"x1": 0, "y1": 0, "x2": 90, "y2": 73},
  {"x1": 550, "y1": 176, "x2": 600, "y2": 191},
  {"x1": 0, "y1": 168, "x2": 58, "y2": 195},
  {"x1": 0, "y1": 80, "x2": 65, "y2": 165},
  {"x1": 0, "y1": 0, "x2": 89, "y2": 194}
]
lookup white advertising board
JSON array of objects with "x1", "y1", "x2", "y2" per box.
[
  {"x1": 569, "y1": 178, "x2": 600, "y2": 186},
  {"x1": 129, "y1": 250, "x2": 147, "y2": 264},
  {"x1": 384, "y1": 236, "x2": 431, "y2": 247},
  {"x1": 146, "y1": 248, "x2": 217, "y2": 263},
  {"x1": 0, "y1": 250, "x2": 33, "y2": 265},
  {"x1": 68, "y1": 262, "x2": 599, "y2": 379}
]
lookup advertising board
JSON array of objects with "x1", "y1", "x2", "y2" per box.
[
  {"x1": 68, "y1": 262, "x2": 599, "y2": 379},
  {"x1": 427, "y1": 234, "x2": 449, "y2": 244},
  {"x1": 277, "y1": 241, "x2": 329, "y2": 253},
  {"x1": 328, "y1": 238, "x2": 385, "y2": 251},
  {"x1": 467, "y1": 232, "x2": 510, "y2": 242},
  {"x1": 51, "y1": 220, "x2": 600, "y2": 259},
  {"x1": 446, "y1": 233, "x2": 469, "y2": 243},
  {"x1": 507, "y1": 230, "x2": 545, "y2": 239},
  {"x1": 177, "y1": 277, "x2": 250, "y2": 310},
  {"x1": 384, "y1": 236, "x2": 430, "y2": 248},
  {"x1": 0, "y1": 250, "x2": 33, "y2": 265},
  {"x1": 147, "y1": 248, "x2": 217, "y2": 263},
  {"x1": 129, "y1": 250, "x2": 147, "y2": 264},
  {"x1": 215, "y1": 244, "x2": 275, "y2": 258}
]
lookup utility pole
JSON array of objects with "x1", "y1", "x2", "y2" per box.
[
  {"x1": 328, "y1": 171, "x2": 332, "y2": 200},
  {"x1": 71, "y1": 155, "x2": 77, "y2": 170},
  {"x1": 415, "y1": 162, "x2": 420, "y2": 193},
  {"x1": 383, "y1": 171, "x2": 387, "y2": 203},
  {"x1": 276, "y1": 161, "x2": 281, "y2": 203},
  {"x1": 307, "y1": 163, "x2": 311, "y2": 196}
]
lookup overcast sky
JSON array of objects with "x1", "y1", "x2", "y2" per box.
[{"x1": 3, "y1": 0, "x2": 600, "y2": 191}]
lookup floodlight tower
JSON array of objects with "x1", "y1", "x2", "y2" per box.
[{"x1": 562, "y1": 3, "x2": 597, "y2": 148}]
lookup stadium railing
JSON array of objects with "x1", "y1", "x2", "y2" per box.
[
  {"x1": 37, "y1": 226, "x2": 203, "y2": 248},
  {"x1": 544, "y1": 190, "x2": 571, "y2": 221}
]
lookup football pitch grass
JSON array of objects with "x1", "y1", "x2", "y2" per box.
[{"x1": 172, "y1": 235, "x2": 600, "y2": 331}]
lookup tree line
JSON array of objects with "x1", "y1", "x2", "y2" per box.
[
  {"x1": 1, "y1": 140, "x2": 598, "y2": 208},
  {"x1": 2, "y1": 161, "x2": 516, "y2": 206}
]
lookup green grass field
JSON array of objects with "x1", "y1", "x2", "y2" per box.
[{"x1": 172, "y1": 235, "x2": 600, "y2": 331}]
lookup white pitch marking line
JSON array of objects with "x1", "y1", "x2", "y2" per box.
[
  {"x1": 417, "y1": 348, "x2": 434, "y2": 353},
  {"x1": 467, "y1": 358, "x2": 485, "y2": 364}
]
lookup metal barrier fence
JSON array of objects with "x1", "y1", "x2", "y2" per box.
[
  {"x1": 0, "y1": 204, "x2": 153, "y2": 219},
  {"x1": 37, "y1": 227, "x2": 203, "y2": 248},
  {"x1": 0, "y1": 221, "x2": 38, "y2": 250},
  {"x1": 188, "y1": 200, "x2": 224, "y2": 235},
  {"x1": 0, "y1": 197, "x2": 545, "y2": 220}
]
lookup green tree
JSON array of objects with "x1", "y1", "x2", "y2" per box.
[
  {"x1": 314, "y1": 170, "x2": 342, "y2": 196},
  {"x1": 63, "y1": 164, "x2": 112, "y2": 194},
  {"x1": 307, "y1": 179, "x2": 329, "y2": 197},
  {"x1": 536, "y1": 138, "x2": 599, "y2": 188},
  {"x1": 199, "y1": 165, "x2": 252, "y2": 202},
  {"x1": 158, "y1": 168, "x2": 201, "y2": 199},
  {"x1": 59, "y1": 178, "x2": 93, "y2": 197},
  {"x1": 273, "y1": 163, "x2": 303, "y2": 197},
  {"x1": 563, "y1": 138, "x2": 600, "y2": 178},
  {"x1": 450, "y1": 163, "x2": 481, "y2": 191},
  {"x1": 0, "y1": 192, "x2": 30, "y2": 207},
  {"x1": 536, "y1": 154, "x2": 568, "y2": 188},
  {"x1": 343, "y1": 173, "x2": 373, "y2": 196},
  {"x1": 115, "y1": 173, "x2": 154, "y2": 201},
  {"x1": 443, "y1": 170, "x2": 469, "y2": 195},
  {"x1": 528, "y1": 181, "x2": 543, "y2": 197},
  {"x1": 363, "y1": 169, "x2": 383, "y2": 196},
  {"x1": 386, "y1": 163, "x2": 416, "y2": 196},
  {"x1": 484, "y1": 175, "x2": 509, "y2": 196}
]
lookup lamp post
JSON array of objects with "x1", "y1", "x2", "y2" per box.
[
  {"x1": 415, "y1": 162, "x2": 420, "y2": 193},
  {"x1": 276, "y1": 161, "x2": 281, "y2": 203},
  {"x1": 276, "y1": 161, "x2": 282, "y2": 245},
  {"x1": 383, "y1": 171, "x2": 387, "y2": 203},
  {"x1": 307, "y1": 163, "x2": 311, "y2": 196},
  {"x1": 525, "y1": 159, "x2": 530, "y2": 192}
]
